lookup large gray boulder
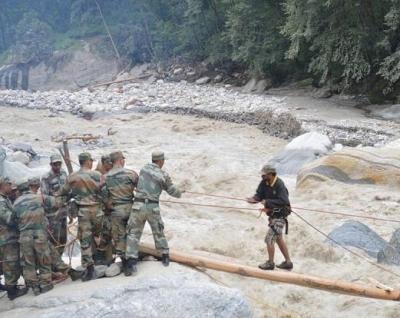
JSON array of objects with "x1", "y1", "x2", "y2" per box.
[
  {"x1": 269, "y1": 132, "x2": 332, "y2": 175},
  {"x1": 327, "y1": 221, "x2": 388, "y2": 257},
  {"x1": 0, "y1": 263, "x2": 253, "y2": 318},
  {"x1": 378, "y1": 229, "x2": 400, "y2": 265}
]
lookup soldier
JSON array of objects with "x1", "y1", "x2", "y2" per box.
[
  {"x1": 103, "y1": 151, "x2": 138, "y2": 273},
  {"x1": 0, "y1": 177, "x2": 27, "y2": 300},
  {"x1": 125, "y1": 151, "x2": 182, "y2": 275},
  {"x1": 247, "y1": 165, "x2": 293, "y2": 270},
  {"x1": 41, "y1": 154, "x2": 68, "y2": 253},
  {"x1": 59, "y1": 152, "x2": 104, "y2": 281},
  {"x1": 94, "y1": 154, "x2": 114, "y2": 266},
  {"x1": 14, "y1": 179, "x2": 57, "y2": 295},
  {"x1": 96, "y1": 154, "x2": 113, "y2": 175}
]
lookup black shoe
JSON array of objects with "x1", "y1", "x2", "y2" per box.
[
  {"x1": 32, "y1": 286, "x2": 41, "y2": 296},
  {"x1": 276, "y1": 261, "x2": 293, "y2": 270},
  {"x1": 7, "y1": 286, "x2": 28, "y2": 300},
  {"x1": 40, "y1": 284, "x2": 54, "y2": 294},
  {"x1": 161, "y1": 254, "x2": 170, "y2": 267},
  {"x1": 69, "y1": 268, "x2": 83, "y2": 281},
  {"x1": 124, "y1": 258, "x2": 137, "y2": 276},
  {"x1": 258, "y1": 261, "x2": 275, "y2": 270},
  {"x1": 81, "y1": 264, "x2": 95, "y2": 282}
]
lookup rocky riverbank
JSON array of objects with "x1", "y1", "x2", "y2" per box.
[{"x1": 1, "y1": 75, "x2": 399, "y2": 146}]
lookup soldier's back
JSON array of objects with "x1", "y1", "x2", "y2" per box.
[
  {"x1": 105, "y1": 167, "x2": 138, "y2": 204},
  {"x1": 66, "y1": 169, "x2": 102, "y2": 205},
  {"x1": 14, "y1": 193, "x2": 48, "y2": 232}
]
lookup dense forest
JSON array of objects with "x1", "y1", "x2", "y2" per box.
[{"x1": 0, "y1": 0, "x2": 400, "y2": 100}]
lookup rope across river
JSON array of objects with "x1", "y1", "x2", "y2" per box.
[{"x1": 160, "y1": 190, "x2": 400, "y2": 280}]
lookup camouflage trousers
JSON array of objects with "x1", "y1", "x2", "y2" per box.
[
  {"x1": 111, "y1": 203, "x2": 132, "y2": 258},
  {"x1": 19, "y1": 230, "x2": 52, "y2": 289},
  {"x1": 47, "y1": 211, "x2": 68, "y2": 255},
  {"x1": 77, "y1": 205, "x2": 103, "y2": 268},
  {"x1": 47, "y1": 213, "x2": 70, "y2": 272},
  {"x1": 94, "y1": 213, "x2": 114, "y2": 264},
  {"x1": 126, "y1": 202, "x2": 168, "y2": 259},
  {"x1": 265, "y1": 218, "x2": 286, "y2": 245},
  {"x1": 0, "y1": 242, "x2": 21, "y2": 287}
]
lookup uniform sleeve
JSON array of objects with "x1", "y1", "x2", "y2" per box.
[
  {"x1": 0, "y1": 201, "x2": 14, "y2": 226},
  {"x1": 265, "y1": 181, "x2": 290, "y2": 208},
  {"x1": 130, "y1": 171, "x2": 139, "y2": 187},
  {"x1": 40, "y1": 176, "x2": 50, "y2": 195},
  {"x1": 162, "y1": 172, "x2": 182, "y2": 198}
]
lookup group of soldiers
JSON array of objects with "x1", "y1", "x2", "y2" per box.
[{"x1": 0, "y1": 150, "x2": 182, "y2": 300}]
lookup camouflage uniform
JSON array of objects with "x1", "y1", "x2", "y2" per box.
[
  {"x1": 0, "y1": 192, "x2": 21, "y2": 288},
  {"x1": 104, "y1": 166, "x2": 138, "y2": 258},
  {"x1": 60, "y1": 168, "x2": 104, "y2": 268},
  {"x1": 41, "y1": 168, "x2": 70, "y2": 272},
  {"x1": 126, "y1": 162, "x2": 181, "y2": 259},
  {"x1": 13, "y1": 190, "x2": 56, "y2": 290}
]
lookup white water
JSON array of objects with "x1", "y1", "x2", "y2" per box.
[{"x1": 0, "y1": 106, "x2": 399, "y2": 318}]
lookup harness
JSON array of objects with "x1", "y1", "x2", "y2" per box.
[{"x1": 268, "y1": 206, "x2": 291, "y2": 235}]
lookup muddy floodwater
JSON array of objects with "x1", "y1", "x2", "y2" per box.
[{"x1": 1, "y1": 106, "x2": 399, "y2": 318}]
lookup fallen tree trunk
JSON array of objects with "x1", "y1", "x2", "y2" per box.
[{"x1": 139, "y1": 243, "x2": 400, "y2": 301}]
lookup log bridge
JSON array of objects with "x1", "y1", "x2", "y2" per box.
[{"x1": 139, "y1": 243, "x2": 400, "y2": 301}]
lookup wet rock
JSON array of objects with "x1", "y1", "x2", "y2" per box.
[
  {"x1": 173, "y1": 68, "x2": 184, "y2": 75},
  {"x1": 328, "y1": 221, "x2": 388, "y2": 257},
  {"x1": 7, "y1": 151, "x2": 31, "y2": 165},
  {"x1": 213, "y1": 75, "x2": 223, "y2": 83},
  {"x1": 255, "y1": 79, "x2": 272, "y2": 93},
  {"x1": 242, "y1": 78, "x2": 258, "y2": 93},
  {"x1": 297, "y1": 144, "x2": 400, "y2": 189},
  {"x1": 105, "y1": 262, "x2": 122, "y2": 277},
  {"x1": 313, "y1": 88, "x2": 333, "y2": 99},
  {"x1": 94, "y1": 265, "x2": 108, "y2": 278},
  {"x1": 1, "y1": 266, "x2": 253, "y2": 318},
  {"x1": 378, "y1": 229, "x2": 400, "y2": 265},
  {"x1": 371, "y1": 104, "x2": 400, "y2": 122},
  {"x1": 195, "y1": 77, "x2": 211, "y2": 85},
  {"x1": 8, "y1": 143, "x2": 37, "y2": 157}
]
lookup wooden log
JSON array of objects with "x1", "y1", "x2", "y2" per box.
[
  {"x1": 139, "y1": 243, "x2": 400, "y2": 301},
  {"x1": 62, "y1": 140, "x2": 73, "y2": 174}
]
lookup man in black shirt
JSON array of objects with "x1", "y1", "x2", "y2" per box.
[{"x1": 247, "y1": 165, "x2": 293, "y2": 270}]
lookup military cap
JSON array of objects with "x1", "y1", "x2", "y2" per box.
[
  {"x1": 101, "y1": 154, "x2": 112, "y2": 164},
  {"x1": 50, "y1": 154, "x2": 62, "y2": 163},
  {"x1": 261, "y1": 164, "x2": 276, "y2": 174},
  {"x1": 16, "y1": 180, "x2": 29, "y2": 191},
  {"x1": 0, "y1": 176, "x2": 11, "y2": 185},
  {"x1": 78, "y1": 152, "x2": 93, "y2": 162},
  {"x1": 28, "y1": 177, "x2": 40, "y2": 186},
  {"x1": 152, "y1": 151, "x2": 165, "y2": 161},
  {"x1": 109, "y1": 151, "x2": 125, "y2": 163}
]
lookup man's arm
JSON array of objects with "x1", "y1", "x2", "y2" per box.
[
  {"x1": 163, "y1": 173, "x2": 182, "y2": 198},
  {"x1": 0, "y1": 201, "x2": 14, "y2": 226},
  {"x1": 40, "y1": 176, "x2": 50, "y2": 196},
  {"x1": 246, "y1": 181, "x2": 264, "y2": 204}
]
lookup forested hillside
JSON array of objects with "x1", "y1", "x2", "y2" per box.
[{"x1": 0, "y1": 0, "x2": 400, "y2": 100}]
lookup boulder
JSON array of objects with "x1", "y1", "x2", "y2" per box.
[
  {"x1": 213, "y1": 75, "x2": 223, "y2": 83},
  {"x1": 242, "y1": 78, "x2": 257, "y2": 93},
  {"x1": 105, "y1": 262, "x2": 122, "y2": 277},
  {"x1": 327, "y1": 221, "x2": 388, "y2": 257},
  {"x1": 269, "y1": 132, "x2": 332, "y2": 175},
  {"x1": 94, "y1": 265, "x2": 108, "y2": 279},
  {"x1": 368, "y1": 104, "x2": 400, "y2": 122},
  {"x1": 378, "y1": 229, "x2": 400, "y2": 265},
  {"x1": 312, "y1": 88, "x2": 333, "y2": 99},
  {"x1": 254, "y1": 79, "x2": 272, "y2": 93},
  {"x1": 195, "y1": 77, "x2": 211, "y2": 85},
  {"x1": 0, "y1": 264, "x2": 253, "y2": 318},
  {"x1": 7, "y1": 151, "x2": 31, "y2": 165},
  {"x1": 297, "y1": 145, "x2": 400, "y2": 189},
  {"x1": 173, "y1": 68, "x2": 184, "y2": 75}
]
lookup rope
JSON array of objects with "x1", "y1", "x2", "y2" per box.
[
  {"x1": 291, "y1": 210, "x2": 400, "y2": 279},
  {"x1": 184, "y1": 191, "x2": 400, "y2": 224},
  {"x1": 161, "y1": 199, "x2": 259, "y2": 212}
]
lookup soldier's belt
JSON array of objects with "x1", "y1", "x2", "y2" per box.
[{"x1": 134, "y1": 198, "x2": 159, "y2": 204}]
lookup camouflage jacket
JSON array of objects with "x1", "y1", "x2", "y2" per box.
[
  {"x1": 13, "y1": 191, "x2": 58, "y2": 232},
  {"x1": 0, "y1": 193, "x2": 18, "y2": 246},
  {"x1": 40, "y1": 169, "x2": 67, "y2": 213},
  {"x1": 135, "y1": 163, "x2": 182, "y2": 202},
  {"x1": 103, "y1": 167, "x2": 138, "y2": 206},
  {"x1": 59, "y1": 168, "x2": 103, "y2": 206}
]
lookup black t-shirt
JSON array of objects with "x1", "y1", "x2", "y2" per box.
[{"x1": 253, "y1": 177, "x2": 290, "y2": 209}]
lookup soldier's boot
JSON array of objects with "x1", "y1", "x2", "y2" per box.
[
  {"x1": 32, "y1": 285, "x2": 41, "y2": 296},
  {"x1": 7, "y1": 286, "x2": 28, "y2": 300},
  {"x1": 121, "y1": 258, "x2": 127, "y2": 272},
  {"x1": 68, "y1": 268, "x2": 83, "y2": 281},
  {"x1": 40, "y1": 284, "x2": 54, "y2": 294},
  {"x1": 124, "y1": 258, "x2": 137, "y2": 276},
  {"x1": 81, "y1": 264, "x2": 95, "y2": 282},
  {"x1": 276, "y1": 261, "x2": 293, "y2": 270},
  {"x1": 161, "y1": 254, "x2": 170, "y2": 267}
]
